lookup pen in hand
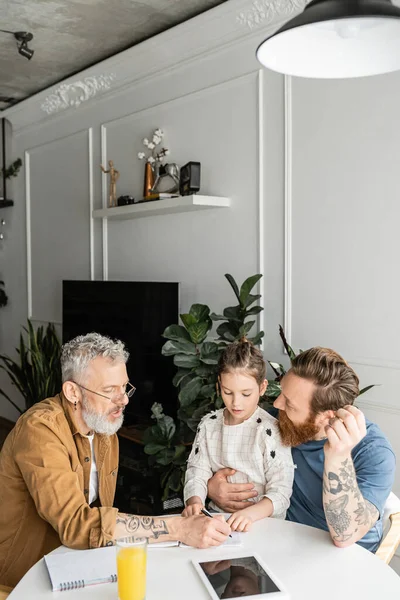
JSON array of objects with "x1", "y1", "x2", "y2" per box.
[{"x1": 200, "y1": 508, "x2": 233, "y2": 538}]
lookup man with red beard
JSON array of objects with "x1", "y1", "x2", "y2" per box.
[
  {"x1": 208, "y1": 347, "x2": 395, "y2": 552},
  {"x1": 0, "y1": 333, "x2": 230, "y2": 587}
]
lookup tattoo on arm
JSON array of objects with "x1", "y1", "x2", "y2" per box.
[
  {"x1": 324, "y1": 495, "x2": 352, "y2": 542},
  {"x1": 323, "y1": 458, "x2": 379, "y2": 542},
  {"x1": 115, "y1": 515, "x2": 169, "y2": 542},
  {"x1": 354, "y1": 499, "x2": 379, "y2": 527}
]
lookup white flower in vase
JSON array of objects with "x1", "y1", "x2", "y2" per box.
[
  {"x1": 147, "y1": 142, "x2": 155, "y2": 150},
  {"x1": 148, "y1": 156, "x2": 155, "y2": 164},
  {"x1": 143, "y1": 138, "x2": 149, "y2": 146},
  {"x1": 138, "y1": 152, "x2": 146, "y2": 159}
]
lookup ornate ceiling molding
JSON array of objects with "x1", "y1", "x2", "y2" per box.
[
  {"x1": 237, "y1": 0, "x2": 307, "y2": 29},
  {"x1": 40, "y1": 74, "x2": 116, "y2": 115}
]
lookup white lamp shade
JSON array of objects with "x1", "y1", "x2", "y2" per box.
[{"x1": 256, "y1": 1, "x2": 400, "y2": 78}]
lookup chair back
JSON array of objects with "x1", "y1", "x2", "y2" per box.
[{"x1": 376, "y1": 491, "x2": 400, "y2": 564}]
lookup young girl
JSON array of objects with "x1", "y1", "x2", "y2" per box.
[{"x1": 182, "y1": 338, "x2": 294, "y2": 532}]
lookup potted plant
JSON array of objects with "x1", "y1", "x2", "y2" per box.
[
  {"x1": 0, "y1": 319, "x2": 61, "y2": 415},
  {"x1": 143, "y1": 273, "x2": 266, "y2": 501}
]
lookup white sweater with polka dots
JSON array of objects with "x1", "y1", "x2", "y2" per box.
[{"x1": 183, "y1": 406, "x2": 294, "y2": 519}]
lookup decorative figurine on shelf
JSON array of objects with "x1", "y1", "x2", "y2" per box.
[
  {"x1": 138, "y1": 128, "x2": 171, "y2": 198},
  {"x1": 152, "y1": 163, "x2": 180, "y2": 194},
  {"x1": 100, "y1": 159, "x2": 120, "y2": 207}
]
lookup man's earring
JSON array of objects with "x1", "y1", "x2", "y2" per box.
[{"x1": 74, "y1": 401, "x2": 77, "y2": 411}]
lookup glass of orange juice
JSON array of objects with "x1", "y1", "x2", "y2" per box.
[{"x1": 116, "y1": 537, "x2": 147, "y2": 600}]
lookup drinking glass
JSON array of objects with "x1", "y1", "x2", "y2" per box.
[{"x1": 116, "y1": 537, "x2": 147, "y2": 600}]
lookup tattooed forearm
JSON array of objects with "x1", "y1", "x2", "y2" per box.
[
  {"x1": 324, "y1": 495, "x2": 352, "y2": 542},
  {"x1": 323, "y1": 455, "x2": 378, "y2": 546},
  {"x1": 115, "y1": 514, "x2": 170, "y2": 543}
]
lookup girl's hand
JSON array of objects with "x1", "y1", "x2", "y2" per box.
[
  {"x1": 227, "y1": 510, "x2": 253, "y2": 532},
  {"x1": 182, "y1": 503, "x2": 204, "y2": 517}
]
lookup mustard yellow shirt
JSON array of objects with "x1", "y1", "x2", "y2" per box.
[{"x1": 0, "y1": 393, "x2": 119, "y2": 587}]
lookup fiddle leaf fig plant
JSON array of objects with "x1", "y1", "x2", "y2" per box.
[{"x1": 144, "y1": 272, "x2": 265, "y2": 500}]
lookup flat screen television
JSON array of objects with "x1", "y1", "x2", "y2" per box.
[{"x1": 62, "y1": 280, "x2": 179, "y2": 425}]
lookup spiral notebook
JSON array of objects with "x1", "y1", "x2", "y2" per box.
[{"x1": 44, "y1": 546, "x2": 117, "y2": 591}]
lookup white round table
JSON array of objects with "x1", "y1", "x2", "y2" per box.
[{"x1": 8, "y1": 518, "x2": 400, "y2": 600}]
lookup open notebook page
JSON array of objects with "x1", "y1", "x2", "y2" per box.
[{"x1": 44, "y1": 546, "x2": 117, "y2": 591}]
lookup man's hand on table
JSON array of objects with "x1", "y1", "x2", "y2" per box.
[
  {"x1": 207, "y1": 468, "x2": 257, "y2": 512},
  {"x1": 176, "y1": 514, "x2": 231, "y2": 548}
]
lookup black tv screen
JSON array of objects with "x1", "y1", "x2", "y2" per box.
[{"x1": 62, "y1": 280, "x2": 179, "y2": 425}]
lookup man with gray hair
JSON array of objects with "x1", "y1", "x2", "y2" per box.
[{"x1": 0, "y1": 333, "x2": 230, "y2": 587}]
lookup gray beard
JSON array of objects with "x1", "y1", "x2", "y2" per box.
[{"x1": 81, "y1": 395, "x2": 124, "y2": 435}]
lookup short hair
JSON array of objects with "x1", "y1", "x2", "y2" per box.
[
  {"x1": 218, "y1": 338, "x2": 266, "y2": 385},
  {"x1": 289, "y1": 347, "x2": 359, "y2": 413},
  {"x1": 61, "y1": 332, "x2": 129, "y2": 383}
]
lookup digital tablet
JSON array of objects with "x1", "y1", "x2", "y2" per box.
[{"x1": 192, "y1": 553, "x2": 290, "y2": 600}]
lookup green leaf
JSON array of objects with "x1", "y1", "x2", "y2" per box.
[
  {"x1": 265, "y1": 380, "x2": 282, "y2": 399},
  {"x1": 158, "y1": 415, "x2": 176, "y2": 441},
  {"x1": 172, "y1": 369, "x2": 191, "y2": 387},
  {"x1": 187, "y1": 321, "x2": 211, "y2": 344},
  {"x1": 173, "y1": 354, "x2": 200, "y2": 369},
  {"x1": 189, "y1": 304, "x2": 210, "y2": 323},
  {"x1": 144, "y1": 443, "x2": 168, "y2": 455},
  {"x1": 245, "y1": 305, "x2": 264, "y2": 317},
  {"x1": 179, "y1": 376, "x2": 203, "y2": 407},
  {"x1": 156, "y1": 449, "x2": 176, "y2": 466},
  {"x1": 239, "y1": 320, "x2": 256, "y2": 337},
  {"x1": 163, "y1": 324, "x2": 191, "y2": 341},
  {"x1": 248, "y1": 331, "x2": 264, "y2": 346},
  {"x1": 210, "y1": 313, "x2": 225, "y2": 321},
  {"x1": 180, "y1": 313, "x2": 197, "y2": 329},
  {"x1": 199, "y1": 384, "x2": 216, "y2": 398},
  {"x1": 224, "y1": 274, "x2": 241, "y2": 303},
  {"x1": 216, "y1": 322, "x2": 236, "y2": 341},
  {"x1": 239, "y1": 274, "x2": 262, "y2": 305},
  {"x1": 244, "y1": 293, "x2": 261, "y2": 309},
  {"x1": 162, "y1": 339, "x2": 197, "y2": 356},
  {"x1": 195, "y1": 365, "x2": 217, "y2": 379},
  {"x1": 200, "y1": 341, "x2": 220, "y2": 365},
  {"x1": 268, "y1": 361, "x2": 286, "y2": 377},
  {"x1": 168, "y1": 468, "x2": 183, "y2": 492},
  {"x1": 223, "y1": 305, "x2": 243, "y2": 322},
  {"x1": 359, "y1": 384, "x2": 377, "y2": 396}
]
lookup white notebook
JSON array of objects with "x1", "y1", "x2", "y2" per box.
[
  {"x1": 150, "y1": 531, "x2": 243, "y2": 549},
  {"x1": 44, "y1": 546, "x2": 117, "y2": 591}
]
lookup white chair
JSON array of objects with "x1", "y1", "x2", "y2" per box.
[{"x1": 376, "y1": 491, "x2": 400, "y2": 564}]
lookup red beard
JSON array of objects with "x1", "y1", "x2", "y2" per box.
[{"x1": 278, "y1": 409, "x2": 320, "y2": 447}]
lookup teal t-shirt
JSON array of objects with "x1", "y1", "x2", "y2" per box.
[{"x1": 286, "y1": 419, "x2": 396, "y2": 552}]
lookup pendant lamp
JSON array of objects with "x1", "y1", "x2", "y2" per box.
[{"x1": 256, "y1": 0, "x2": 400, "y2": 78}]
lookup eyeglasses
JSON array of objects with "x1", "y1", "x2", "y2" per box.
[{"x1": 72, "y1": 381, "x2": 136, "y2": 403}]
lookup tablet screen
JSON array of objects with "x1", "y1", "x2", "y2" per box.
[{"x1": 198, "y1": 556, "x2": 280, "y2": 598}]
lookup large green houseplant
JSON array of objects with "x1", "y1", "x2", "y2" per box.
[
  {"x1": 143, "y1": 273, "x2": 267, "y2": 500},
  {"x1": 0, "y1": 319, "x2": 61, "y2": 414}
]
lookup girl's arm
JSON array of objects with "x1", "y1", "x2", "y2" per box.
[{"x1": 183, "y1": 418, "x2": 214, "y2": 514}]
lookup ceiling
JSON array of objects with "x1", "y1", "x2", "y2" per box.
[{"x1": 0, "y1": 0, "x2": 228, "y2": 110}]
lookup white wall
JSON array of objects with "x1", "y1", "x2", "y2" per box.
[{"x1": 0, "y1": 0, "x2": 398, "y2": 505}]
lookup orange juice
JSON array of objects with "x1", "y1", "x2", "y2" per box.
[{"x1": 117, "y1": 542, "x2": 147, "y2": 600}]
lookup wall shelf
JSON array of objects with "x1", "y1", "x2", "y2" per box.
[
  {"x1": 92, "y1": 194, "x2": 230, "y2": 221},
  {"x1": 0, "y1": 200, "x2": 13, "y2": 209}
]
